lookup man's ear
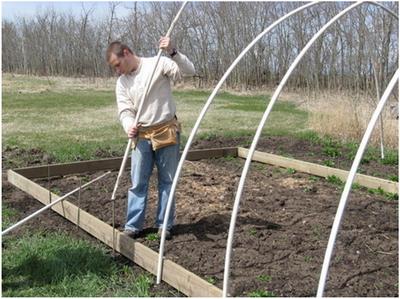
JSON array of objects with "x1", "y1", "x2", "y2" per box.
[{"x1": 123, "y1": 49, "x2": 130, "y2": 57}]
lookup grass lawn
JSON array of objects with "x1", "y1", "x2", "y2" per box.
[{"x1": 2, "y1": 74, "x2": 309, "y2": 163}]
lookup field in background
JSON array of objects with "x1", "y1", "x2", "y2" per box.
[
  {"x1": 304, "y1": 90, "x2": 398, "y2": 149},
  {"x1": 3, "y1": 74, "x2": 397, "y2": 158},
  {"x1": 2, "y1": 74, "x2": 310, "y2": 163}
]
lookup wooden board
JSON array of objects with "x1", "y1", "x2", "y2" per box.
[
  {"x1": 7, "y1": 169, "x2": 223, "y2": 297},
  {"x1": 14, "y1": 147, "x2": 238, "y2": 179},
  {"x1": 238, "y1": 147, "x2": 398, "y2": 194}
]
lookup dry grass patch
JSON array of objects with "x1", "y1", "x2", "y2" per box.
[{"x1": 306, "y1": 91, "x2": 398, "y2": 149}]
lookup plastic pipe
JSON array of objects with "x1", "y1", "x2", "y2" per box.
[
  {"x1": 317, "y1": 68, "x2": 399, "y2": 297},
  {"x1": 156, "y1": 1, "x2": 321, "y2": 285},
  {"x1": 372, "y1": 63, "x2": 386, "y2": 159},
  {"x1": 110, "y1": 1, "x2": 188, "y2": 251},
  {"x1": 366, "y1": 1, "x2": 399, "y2": 19},
  {"x1": 2, "y1": 171, "x2": 111, "y2": 236},
  {"x1": 222, "y1": 1, "x2": 365, "y2": 297}
]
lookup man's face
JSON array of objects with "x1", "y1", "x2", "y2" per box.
[{"x1": 109, "y1": 50, "x2": 130, "y2": 76}]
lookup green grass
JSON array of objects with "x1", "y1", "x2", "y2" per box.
[
  {"x1": 256, "y1": 274, "x2": 272, "y2": 282},
  {"x1": 145, "y1": 233, "x2": 160, "y2": 241},
  {"x1": 2, "y1": 205, "x2": 18, "y2": 229},
  {"x1": 297, "y1": 132, "x2": 398, "y2": 168},
  {"x1": 249, "y1": 228, "x2": 258, "y2": 236},
  {"x1": 367, "y1": 187, "x2": 398, "y2": 201},
  {"x1": 2, "y1": 233, "x2": 155, "y2": 296},
  {"x1": 3, "y1": 79, "x2": 310, "y2": 164},
  {"x1": 205, "y1": 276, "x2": 216, "y2": 285},
  {"x1": 249, "y1": 290, "x2": 275, "y2": 297},
  {"x1": 286, "y1": 168, "x2": 296, "y2": 175}
]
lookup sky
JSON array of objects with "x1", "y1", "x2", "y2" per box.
[{"x1": 1, "y1": 1, "x2": 134, "y2": 21}]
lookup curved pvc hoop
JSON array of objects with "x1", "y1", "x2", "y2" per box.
[
  {"x1": 109, "y1": 1, "x2": 188, "y2": 251},
  {"x1": 366, "y1": 1, "x2": 399, "y2": 19},
  {"x1": 222, "y1": 1, "x2": 366, "y2": 297},
  {"x1": 317, "y1": 68, "x2": 399, "y2": 297},
  {"x1": 156, "y1": 1, "x2": 322, "y2": 284},
  {"x1": 2, "y1": 171, "x2": 111, "y2": 236},
  {"x1": 222, "y1": 1, "x2": 398, "y2": 296}
]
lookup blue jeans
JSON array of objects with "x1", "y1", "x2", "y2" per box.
[{"x1": 125, "y1": 136, "x2": 179, "y2": 232}]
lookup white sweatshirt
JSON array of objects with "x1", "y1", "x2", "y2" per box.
[{"x1": 115, "y1": 52, "x2": 195, "y2": 133}]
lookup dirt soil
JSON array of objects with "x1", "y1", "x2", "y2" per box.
[{"x1": 3, "y1": 136, "x2": 398, "y2": 297}]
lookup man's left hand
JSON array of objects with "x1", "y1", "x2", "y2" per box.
[{"x1": 159, "y1": 36, "x2": 174, "y2": 55}]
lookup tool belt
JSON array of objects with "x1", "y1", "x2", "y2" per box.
[{"x1": 133, "y1": 117, "x2": 181, "y2": 151}]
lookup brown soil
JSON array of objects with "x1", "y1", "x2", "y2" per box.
[{"x1": 2, "y1": 136, "x2": 398, "y2": 297}]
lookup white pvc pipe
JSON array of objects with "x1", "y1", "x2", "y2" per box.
[
  {"x1": 157, "y1": 1, "x2": 321, "y2": 285},
  {"x1": 372, "y1": 63, "x2": 386, "y2": 159},
  {"x1": 2, "y1": 171, "x2": 111, "y2": 236},
  {"x1": 317, "y1": 68, "x2": 399, "y2": 297},
  {"x1": 110, "y1": 1, "x2": 188, "y2": 249},
  {"x1": 366, "y1": 1, "x2": 399, "y2": 19},
  {"x1": 222, "y1": 1, "x2": 366, "y2": 297}
]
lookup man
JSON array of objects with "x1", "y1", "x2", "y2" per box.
[{"x1": 106, "y1": 37, "x2": 195, "y2": 240}]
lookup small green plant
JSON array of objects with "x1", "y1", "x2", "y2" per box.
[
  {"x1": 309, "y1": 175, "x2": 319, "y2": 182},
  {"x1": 249, "y1": 290, "x2": 275, "y2": 297},
  {"x1": 297, "y1": 131, "x2": 320, "y2": 144},
  {"x1": 50, "y1": 186, "x2": 62, "y2": 195},
  {"x1": 385, "y1": 193, "x2": 398, "y2": 201},
  {"x1": 249, "y1": 228, "x2": 257, "y2": 236},
  {"x1": 326, "y1": 175, "x2": 343, "y2": 186},
  {"x1": 286, "y1": 168, "x2": 296, "y2": 174},
  {"x1": 351, "y1": 183, "x2": 362, "y2": 190},
  {"x1": 323, "y1": 146, "x2": 341, "y2": 158},
  {"x1": 81, "y1": 175, "x2": 91, "y2": 183},
  {"x1": 367, "y1": 187, "x2": 398, "y2": 201},
  {"x1": 322, "y1": 137, "x2": 341, "y2": 158},
  {"x1": 223, "y1": 155, "x2": 236, "y2": 162},
  {"x1": 205, "y1": 276, "x2": 216, "y2": 284},
  {"x1": 368, "y1": 187, "x2": 385, "y2": 196},
  {"x1": 257, "y1": 274, "x2": 272, "y2": 282},
  {"x1": 387, "y1": 175, "x2": 398, "y2": 182},
  {"x1": 304, "y1": 255, "x2": 312, "y2": 262},
  {"x1": 323, "y1": 160, "x2": 335, "y2": 167},
  {"x1": 381, "y1": 151, "x2": 398, "y2": 166},
  {"x1": 145, "y1": 233, "x2": 160, "y2": 241}
]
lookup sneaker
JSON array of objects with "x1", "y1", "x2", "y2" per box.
[
  {"x1": 158, "y1": 228, "x2": 172, "y2": 240},
  {"x1": 123, "y1": 229, "x2": 140, "y2": 239}
]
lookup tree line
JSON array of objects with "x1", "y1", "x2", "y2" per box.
[{"x1": 2, "y1": 1, "x2": 398, "y2": 91}]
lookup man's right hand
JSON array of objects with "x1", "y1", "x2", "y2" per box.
[{"x1": 128, "y1": 124, "x2": 142, "y2": 139}]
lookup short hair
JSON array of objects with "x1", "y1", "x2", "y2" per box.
[{"x1": 106, "y1": 41, "x2": 133, "y2": 63}]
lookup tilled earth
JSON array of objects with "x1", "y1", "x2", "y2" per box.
[{"x1": 2, "y1": 136, "x2": 398, "y2": 297}]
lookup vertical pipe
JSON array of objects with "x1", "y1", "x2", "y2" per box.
[
  {"x1": 372, "y1": 63, "x2": 386, "y2": 159},
  {"x1": 317, "y1": 69, "x2": 399, "y2": 297},
  {"x1": 157, "y1": 1, "x2": 321, "y2": 285},
  {"x1": 77, "y1": 178, "x2": 81, "y2": 231}
]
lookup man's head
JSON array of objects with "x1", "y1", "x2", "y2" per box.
[{"x1": 106, "y1": 41, "x2": 137, "y2": 76}]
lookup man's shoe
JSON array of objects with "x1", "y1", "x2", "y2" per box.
[
  {"x1": 123, "y1": 229, "x2": 140, "y2": 239},
  {"x1": 158, "y1": 228, "x2": 172, "y2": 240}
]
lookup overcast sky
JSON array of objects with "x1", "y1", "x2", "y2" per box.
[{"x1": 2, "y1": 1, "x2": 134, "y2": 21}]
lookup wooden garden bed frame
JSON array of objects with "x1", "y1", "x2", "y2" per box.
[{"x1": 7, "y1": 147, "x2": 397, "y2": 297}]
